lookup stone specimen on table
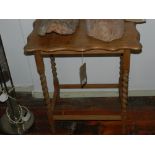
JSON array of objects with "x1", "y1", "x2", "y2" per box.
[
  {"x1": 37, "y1": 19, "x2": 79, "y2": 36},
  {"x1": 86, "y1": 19, "x2": 125, "y2": 42}
]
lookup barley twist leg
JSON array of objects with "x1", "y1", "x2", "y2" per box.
[
  {"x1": 50, "y1": 57, "x2": 60, "y2": 106},
  {"x1": 122, "y1": 72, "x2": 129, "y2": 110},
  {"x1": 120, "y1": 51, "x2": 130, "y2": 134},
  {"x1": 119, "y1": 54, "x2": 123, "y2": 102},
  {"x1": 35, "y1": 53, "x2": 55, "y2": 133},
  {"x1": 39, "y1": 73, "x2": 55, "y2": 133}
]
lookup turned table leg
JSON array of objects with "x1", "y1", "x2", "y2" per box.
[
  {"x1": 119, "y1": 50, "x2": 131, "y2": 134},
  {"x1": 34, "y1": 52, "x2": 55, "y2": 133},
  {"x1": 119, "y1": 54, "x2": 123, "y2": 102},
  {"x1": 50, "y1": 57, "x2": 60, "y2": 107}
]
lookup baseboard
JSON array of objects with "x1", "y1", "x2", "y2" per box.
[
  {"x1": 13, "y1": 86, "x2": 155, "y2": 98},
  {"x1": 32, "y1": 90, "x2": 155, "y2": 98},
  {"x1": 15, "y1": 85, "x2": 33, "y2": 92}
]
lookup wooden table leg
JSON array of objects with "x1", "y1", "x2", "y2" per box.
[
  {"x1": 50, "y1": 57, "x2": 60, "y2": 106},
  {"x1": 34, "y1": 52, "x2": 55, "y2": 133},
  {"x1": 120, "y1": 50, "x2": 131, "y2": 134},
  {"x1": 119, "y1": 54, "x2": 123, "y2": 102}
]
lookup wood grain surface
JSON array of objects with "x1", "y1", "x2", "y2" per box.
[{"x1": 24, "y1": 20, "x2": 142, "y2": 56}]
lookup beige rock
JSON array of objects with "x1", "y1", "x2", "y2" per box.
[
  {"x1": 37, "y1": 19, "x2": 79, "y2": 36},
  {"x1": 86, "y1": 19, "x2": 125, "y2": 42},
  {"x1": 37, "y1": 19, "x2": 125, "y2": 42}
]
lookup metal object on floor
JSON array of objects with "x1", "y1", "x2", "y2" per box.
[
  {"x1": 0, "y1": 35, "x2": 34, "y2": 134},
  {"x1": 0, "y1": 106, "x2": 34, "y2": 134}
]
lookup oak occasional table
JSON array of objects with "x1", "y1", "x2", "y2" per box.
[{"x1": 24, "y1": 20, "x2": 142, "y2": 134}]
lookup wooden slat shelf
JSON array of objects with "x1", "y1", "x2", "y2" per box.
[
  {"x1": 53, "y1": 99, "x2": 121, "y2": 121},
  {"x1": 60, "y1": 84, "x2": 119, "y2": 89},
  {"x1": 53, "y1": 115, "x2": 121, "y2": 120}
]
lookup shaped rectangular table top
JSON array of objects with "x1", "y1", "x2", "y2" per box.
[{"x1": 24, "y1": 20, "x2": 142, "y2": 57}]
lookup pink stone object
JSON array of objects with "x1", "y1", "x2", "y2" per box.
[{"x1": 86, "y1": 19, "x2": 125, "y2": 42}]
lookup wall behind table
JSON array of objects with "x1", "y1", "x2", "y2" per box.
[
  {"x1": 0, "y1": 19, "x2": 33, "y2": 91},
  {"x1": 0, "y1": 19, "x2": 155, "y2": 96}
]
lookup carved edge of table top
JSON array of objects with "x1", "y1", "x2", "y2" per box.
[{"x1": 24, "y1": 20, "x2": 142, "y2": 56}]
